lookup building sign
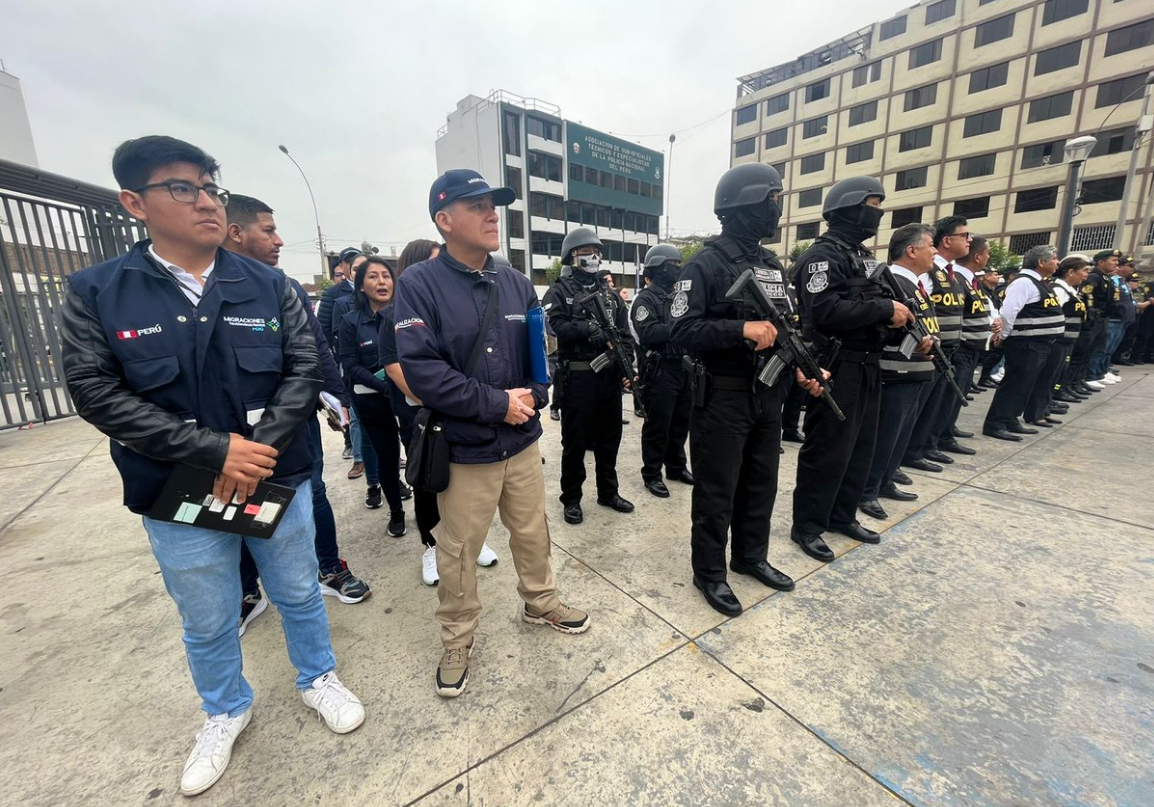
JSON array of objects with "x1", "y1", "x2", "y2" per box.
[{"x1": 567, "y1": 123, "x2": 662, "y2": 185}]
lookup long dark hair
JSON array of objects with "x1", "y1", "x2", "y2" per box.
[
  {"x1": 397, "y1": 239, "x2": 440, "y2": 275},
  {"x1": 353, "y1": 256, "x2": 396, "y2": 312}
]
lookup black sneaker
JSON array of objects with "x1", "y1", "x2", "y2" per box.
[
  {"x1": 365, "y1": 484, "x2": 383, "y2": 509},
  {"x1": 238, "y1": 591, "x2": 267, "y2": 637},
  {"x1": 400, "y1": 482, "x2": 413, "y2": 501},
  {"x1": 318, "y1": 560, "x2": 371, "y2": 604},
  {"x1": 387, "y1": 510, "x2": 407, "y2": 537}
]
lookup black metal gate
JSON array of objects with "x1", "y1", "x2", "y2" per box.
[{"x1": 0, "y1": 158, "x2": 147, "y2": 429}]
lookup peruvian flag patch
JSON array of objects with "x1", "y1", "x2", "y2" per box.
[{"x1": 117, "y1": 330, "x2": 138, "y2": 340}]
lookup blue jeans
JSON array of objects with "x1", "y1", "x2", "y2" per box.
[
  {"x1": 144, "y1": 481, "x2": 336, "y2": 717},
  {"x1": 1090, "y1": 320, "x2": 1125, "y2": 379},
  {"x1": 349, "y1": 405, "x2": 379, "y2": 473}
]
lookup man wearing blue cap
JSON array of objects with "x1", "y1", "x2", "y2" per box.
[{"x1": 394, "y1": 169, "x2": 590, "y2": 698}]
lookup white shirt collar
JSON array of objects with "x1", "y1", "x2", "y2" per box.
[
  {"x1": 148, "y1": 244, "x2": 215, "y2": 282},
  {"x1": 1022, "y1": 269, "x2": 1042, "y2": 280},
  {"x1": 889, "y1": 264, "x2": 920, "y2": 286}
]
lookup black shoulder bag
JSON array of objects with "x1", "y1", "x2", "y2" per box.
[{"x1": 405, "y1": 281, "x2": 500, "y2": 493}]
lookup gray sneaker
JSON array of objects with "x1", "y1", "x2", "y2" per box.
[
  {"x1": 522, "y1": 603, "x2": 590, "y2": 634},
  {"x1": 318, "y1": 560, "x2": 371, "y2": 604},
  {"x1": 436, "y1": 640, "x2": 475, "y2": 698}
]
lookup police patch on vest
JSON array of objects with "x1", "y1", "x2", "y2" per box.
[
  {"x1": 671, "y1": 291, "x2": 689, "y2": 318},
  {"x1": 635, "y1": 306, "x2": 651, "y2": 322},
  {"x1": 806, "y1": 271, "x2": 829, "y2": 293},
  {"x1": 936, "y1": 270, "x2": 948, "y2": 283},
  {"x1": 807, "y1": 262, "x2": 828, "y2": 274},
  {"x1": 757, "y1": 280, "x2": 787, "y2": 299},
  {"x1": 755, "y1": 267, "x2": 783, "y2": 283},
  {"x1": 674, "y1": 279, "x2": 692, "y2": 292}
]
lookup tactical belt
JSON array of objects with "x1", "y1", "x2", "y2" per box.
[
  {"x1": 834, "y1": 349, "x2": 881, "y2": 365},
  {"x1": 566, "y1": 361, "x2": 593, "y2": 371},
  {"x1": 710, "y1": 375, "x2": 754, "y2": 391}
]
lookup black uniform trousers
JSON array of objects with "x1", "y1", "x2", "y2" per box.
[
  {"x1": 689, "y1": 381, "x2": 783, "y2": 582},
  {"x1": 793, "y1": 354, "x2": 881, "y2": 536},
  {"x1": 1131, "y1": 313, "x2": 1154, "y2": 361},
  {"x1": 782, "y1": 381, "x2": 807, "y2": 433},
  {"x1": 1066, "y1": 326, "x2": 1095, "y2": 387},
  {"x1": 1024, "y1": 341, "x2": 1069, "y2": 423},
  {"x1": 351, "y1": 393, "x2": 404, "y2": 511},
  {"x1": 983, "y1": 337, "x2": 1054, "y2": 431},
  {"x1": 979, "y1": 345, "x2": 1004, "y2": 380},
  {"x1": 904, "y1": 343, "x2": 959, "y2": 461},
  {"x1": 936, "y1": 345, "x2": 980, "y2": 442},
  {"x1": 863, "y1": 379, "x2": 935, "y2": 500},
  {"x1": 640, "y1": 359, "x2": 692, "y2": 482},
  {"x1": 559, "y1": 367, "x2": 623, "y2": 505}
]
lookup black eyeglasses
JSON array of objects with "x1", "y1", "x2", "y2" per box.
[{"x1": 133, "y1": 180, "x2": 230, "y2": 207}]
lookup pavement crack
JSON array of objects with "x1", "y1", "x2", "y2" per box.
[{"x1": 556, "y1": 661, "x2": 599, "y2": 713}]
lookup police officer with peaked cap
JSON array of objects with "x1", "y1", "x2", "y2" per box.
[
  {"x1": 543, "y1": 227, "x2": 636, "y2": 525},
  {"x1": 631, "y1": 244, "x2": 694, "y2": 497},
  {"x1": 790, "y1": 176, "x2": 915, "y2": 562},
  {"x1": 670, "y1": 162, "x2": 827, "y2": 616}
]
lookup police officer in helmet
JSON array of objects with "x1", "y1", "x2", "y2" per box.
[
  {"x1": 790, "y1": 176, "x2": 915, "y2": 562},
  {"x1": 543, "y1": 227, "x2": 637, "y2": 525},
  {"x1": 670, "y1": 163, "x2": 827, "y2": 616},
  {"x1": 631, "y1": 244, "x2": 694, "y2": 497}
]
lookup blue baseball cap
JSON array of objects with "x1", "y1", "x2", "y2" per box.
[{"x1": 429, "y1": 169, "x2": 515, "y2": 220}]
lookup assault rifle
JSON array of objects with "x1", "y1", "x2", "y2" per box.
[
  {"x1": 725, "y1": 268, "x2": 845, "y2": 421},
  {"x1": 575, "y1": 286, "x2": 645, "y2": 417},
  {"x1": 872, "y1": 265, "x2": 968, "y2": 407}
]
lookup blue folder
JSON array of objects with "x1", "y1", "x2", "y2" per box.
[{"x1": 528, "y1": 306, "x2": 550, "y2": 384}]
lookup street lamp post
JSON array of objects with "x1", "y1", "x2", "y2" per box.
[
  {"x1": 1113, "y1": 72, "x2": 1154, "y2": 252},
  {"x1": 1056, "y1": 136, "x2": 1098, "y2": 256},
  {"x1": 665, "y1": 133, "x2": 675, "y2": 241},
  {"x1": 278, "y1": 144, "x2": 326, "y2": 276}
]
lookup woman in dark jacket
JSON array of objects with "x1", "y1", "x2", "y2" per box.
[
  {"x1": 339, "y1": 256, "x2": 406, "y2": 537},
  {"x1": 380, "y1": 239, "x2": 499, "y2": 585}
]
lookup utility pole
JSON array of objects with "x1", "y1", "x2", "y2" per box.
[
  {"x1": 1057, "y1": 136, "x2": 1098, "y2": 256},
  {"x1": 665, "y1": 134, "x2": 675, "y2": 241},
  {"x1": 278, "y1": 145, "x2": 326, "y2": 277},
  {"x1": 1114, "y1": 72, "x2": 1154, "y2": 253}
]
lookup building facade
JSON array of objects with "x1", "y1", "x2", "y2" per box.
[
  {"x1": 730, "y1": 0, "x2": 1154, "y2": 259},
  {"x1": 436, "y1": 91, "x2": 664, "y2": 287},
  {"x1": 0, "y1": 67, "x2": 39, "y2": 168}
]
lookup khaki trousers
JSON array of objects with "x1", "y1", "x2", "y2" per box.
[{"x1": 434, "y1": 440, "x2": 560, "y2": 648}]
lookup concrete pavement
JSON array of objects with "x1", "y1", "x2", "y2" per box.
[{"x1": 1, "y1": 371, "x2": 1151, "y2": 806}]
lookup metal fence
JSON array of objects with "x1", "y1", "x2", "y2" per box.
[{"x1": 0, "y1": 158, "x2": 146, "y2": 429}]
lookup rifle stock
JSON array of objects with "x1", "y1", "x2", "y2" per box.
[{"x1": 575, "y1": 287, "x2": 646, "y2": 417}]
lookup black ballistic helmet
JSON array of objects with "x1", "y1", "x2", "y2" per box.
[
  {"x1": 822, "y1": 176, "x2": 886, "y2": 221},
  {"x1": 643, "y1": 243, "x2": 682, "y2": 269},
  {"x1": 714, "y1": 163, "x2": 783, "y2": 215},
  {"x1": 561, "y1": 227, "x2": 604, "y2": 265}
]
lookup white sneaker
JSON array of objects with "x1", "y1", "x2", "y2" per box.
[
  {"x1": 1104, "y1": 371, "x2": 1121, "y2": 382},
  {"x1": 301, "y1": 671, "x2": 364, "y2": 734},
  {"x1": 1084, "y1": 379, "x2": 1106, "y2": 390},
  {"x1": 991, "y1": 369, "x2": 1004, "y2": 382},
  {"x1": 422, "y1": 546, "x2": 439, "y2": 586},
  {"x1": 477, "y1": 542, "x2": 498, "y2": 567},
  {"x1": 1102, "y1": 376, "x2": 1119, "y2": 385},
  {"x1": 180, "y1": 710, "x2": 252, "y2": 796}
]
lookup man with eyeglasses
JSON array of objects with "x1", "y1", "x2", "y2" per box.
[{"x1": 60, "y1": 136, "x2": 363, "y2": 797}]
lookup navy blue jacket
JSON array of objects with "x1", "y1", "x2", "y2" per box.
[
  {"x1": 61, "y1": 242, "x2": 321, "y2": 514},
  {"x1": 317, "y1": 280, "x2": 354, "y2": 344},
  {"x1": 288, "y1": 276, "x2": 347, "y2": 406},
  {"x1": 338, "y1": 304, "x2": 390, "y2": 397},
  {"x1": 393, "y1": 249, "x2": 548, "y2": 464}
]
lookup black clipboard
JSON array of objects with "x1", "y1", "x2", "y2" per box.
[{"x1": 148, "y1": 465, "x2": 296, "y2": 539}]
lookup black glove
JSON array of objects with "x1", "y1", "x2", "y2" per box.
[{"x1": 585, "y1": 321, "x2": 606, "y2": 344}]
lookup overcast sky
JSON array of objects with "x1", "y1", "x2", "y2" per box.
[{"x1": 3, "y1": 0, "x2": 904, "y2": 282}]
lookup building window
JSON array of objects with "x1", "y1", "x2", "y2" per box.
[
  {"x1": 958, "y1": 153, "x2": 997, "y2": 179},
  {"x1": 896, "y1": 166, "x2": 928, "y2": 190},
  {"x1": 1034, "y1": 41, "x2": 1080, "y2": 75},
  {"x1": 1071, "y1": 224, "x2": 1117, "y2": 252},
  {"x1": 802, "y1": 115, "x2": 828, "y2": 139},
  {"x1": 503, "y1": 112, "x2": 520, "y2": 157},
  {"x1": 852, "y1": 61, "x2": 882, "y2": 88},
  {"x1": 891, "y1": 206, "x2": 924, "y2": 228},
  {"x1": 526, "y1": 116, "x2": 561, "y2": 142},
  {"x1": 798, "y1": 188, "x2": 823, "y2": 208},
  {"x1": 528, "y1": 152, "x2": 562, "y2": 182},
  {"x1": 1028, "y1": 91, "x2": 1074, "y2": 123},
  {"x1": 529, "y1": 192, "x2": 564, "y2": 219},
  {"x1": 1009, "y1": 232, "x2": 1051, "y2": 253},
  {"x1": 954, "y1": 197, "x2": 991, "y2": 218},
  {"x1": 963, "y1": 108, "x2": 1003, "y2": 137},
  {"x1": 507, "y1": 209, "x2": 524, "y2": 239},
  {"x1": 925, "y1": 0, "x2": 956, "y2": 24},
  {"x1": 1096, "y1": 73, "x2": 1146, "y2": 108},
  {"x1": 735, "y1": 137, "x2": 756, "y2": 158},
  {"x1": 909, "y1": 38, "x2": 943, "y2": 69},
  {"x1": 846, "y1": 141, "x2": 875, "y2": 164},
  {"x1": 1041, "y1": 0, "x2": 1089, "y2": 26},
  {"x1": 568, "y1": 163, "x2": 582, "y2": 183},
  {"x1": 800, "y1": 153, "x2": 826, "y2": 174},
  {"x1": 531, "y1": 232, "x2": 566, "y2": 257},
  {"x1": 969, "y1": 61, "x2": 1009, "y2": 93},
  {"x1": 765, "y1": 127, "x2": 788, "y2": 148},
  {"x1": 771, "y1": 162, "x2": 787, "y2": 179},
  {"x1": 736, "y1": 104, "x2": 758, "y2": 125},
  {"x1": 848, "y1": 100, "x2": 878, "y2": 126},
  {"x1": 904, "y1": 83, "x2": 938, "y2": 111},
  {"x1": 506, "y1": 165, "x2": 523, "y2": 199},
  {"x1": 1105, "y1": 20, "x2": 1154, "y2": 57},
  {"x1": 899, "y1": 126, "x2": 933, "y2": 152},
  {"x1": 615, "y1": 174, "x2": 627, "y2": 192},
  {"x1": 766, "y1": 93, "x2": 790, "y2": 116},
  {"x1": 797, "y1": 222, "x2": 821, "y2": 240},
  {"x1": 1014, "y1": 186, "x2": 1059, "y2": 213},
  {"x1": 975, "y1": 13, "x2": 1014, "y2": 47},
  {"x1": 509, "y1": 249, "x2": 526, "y2": 273},
  {"x1": 627, "y1": 178, "x2": 640, "y2": 195},
  {"x1": 1081, "y1": 176, "x2": 1126, "y2": 204},
  {"x1": 805, "y1": 78, "x2": 831, "y2": 103},
  {"x1": 880, "y1": 16, "x2": 907, "y2": 40},
  {"x1": 1098, "y1": 127, "x2": 1136, "y2": 155},
  {"x1": 1021, "y1": 139, "x2": 1065, "y2": 168}
]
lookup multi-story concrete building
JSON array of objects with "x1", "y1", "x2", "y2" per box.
[
  {"x1": 436, "y1": 91, "x2": 664, "y2": 288},
  {"x1": 0, "y1": 64, "x2": 39, "y2": 168},
  {"x1": 730, "y1": 0, "x2": 1154, "y2": 259}
]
